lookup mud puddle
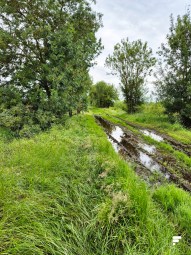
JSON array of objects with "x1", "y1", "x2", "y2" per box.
[
  {"x1": 95, "y1": 115, "x2": 191, "y2": 192},
  {"x1": 140, "y1": 130, "x2": 164, "y2": 142},
  {"x1": 138, "y1": 143, "x2": 156, "y2": 154},
  {"x1": 110, "y1": 115, "x2": 191, "y2": 156},
  {"x1": 95, "y1": 116, "x2": 169, "y2": 183}
]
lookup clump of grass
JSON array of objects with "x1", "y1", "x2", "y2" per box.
[
  {"x1": 0, "y1": 127, "x2": 14, "y2": 142},
  {"x1": 153, "y1": 185, "x2": 191, "y2": 237}
]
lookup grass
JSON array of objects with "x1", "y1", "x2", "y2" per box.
[
  {"x1": 153, "y1": 185, "x2": 191, "y2": 238},
  {"x1": 0, "y1": 115, "x2": 191, "y2": 254}
]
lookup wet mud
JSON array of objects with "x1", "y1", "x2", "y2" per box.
[
  {"x1": 109, "y1": 115, "x2": 191, "y2": 157},
  {"x1": 95, "y1": 115, "x2": 191, "y2": 192}
]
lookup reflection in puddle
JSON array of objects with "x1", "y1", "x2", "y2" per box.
[
  {"x1": 165, "y1": 173, "x2": 170, "y2": 179},
  {"x1": 111, "y1": 126, "x2": 124, "y2": 142},
  {"x1": 141, "y1": 130, "x2": 164, "y2": 142},
  {"x1": 139, "y1": 151, "x2": 160, "y2": 172},
  {"x1": 139, "y1": 152, "x2": 169, "y2": 179},
  {"x1": 108, "y1": 138, "x2": 119, "y2": 152},
  {"x1": 138, "y1": 143, "x2": 156, "y2": 154}
]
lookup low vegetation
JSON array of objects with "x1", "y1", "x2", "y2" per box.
[{"x1": 154, "y1": 185, "x2": 191, "y2": 238}]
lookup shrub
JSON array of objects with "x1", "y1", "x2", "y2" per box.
[
  {"x1": 114, "y1": 100, "x2": 128, "y2": 111},
  {"x1": 90, "y1": 81, "x2": 118, "y2": 108},
  {"x1": 19, "y1": 124, "x2": 42, "y2": 138}
]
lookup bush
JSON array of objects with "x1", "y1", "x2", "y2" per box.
[
  {"x1": 19, "y1": 124, "x2": 42, "y2": 138},
  {"x1": 0, "y1": 104, "x2": 26, "y2": 131},
  {"x1": 0, "y1": 104, "x2": 68, "y2": 137},
  {"x1": 90, "y1": 81, "x2": 118, "y2": 108},
  {"x1": 114, "y1": 100, "x2": 128, "y2": 111},
  {"x1": 140, "y1": 103, "x2": 165, "y2": 115}
]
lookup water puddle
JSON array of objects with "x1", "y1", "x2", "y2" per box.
[
  {"x1": 138, "y1": 152, "x2": 169, "y2": 179},
  {"x1": 95, "y1": 115, "x2": 191, "y2": 192},
  {"x1": 110, "y1": 114, "x2": 191, "y2": 157},
  {"x1": 141, "y1": 130, "x2": 164, "y2": 142},
  {"x1": 111, "y1": 126, "x2": 124, "y2": 143},
  {"x1": 138, "y1": 143, "x2": 156, "y2": 154},
  {"x1": 95, "y1": 115, "x2": 169, "y2": 179},
  {"x1": 139, "y1": 152, "x2": 159, "y2": 172},
  {"x1": 108, "y1": 137, "x2": 120, "y2": 152}
]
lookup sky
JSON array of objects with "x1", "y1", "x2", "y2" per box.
[{"x1": 90, "y1": 0, "x2": 190, "y2": 94}]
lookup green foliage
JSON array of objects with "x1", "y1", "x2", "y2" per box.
[
  {"x1": 19, "y1": 124, "x2": 42, "y2": 138},
  {"x1": 0, "y1": 127, "x2": 14, "y2": 142},
  {"x1": 138, "y1": 102, "x2": 165, "y2": 116},
  {"x1": 106, "y1": 38, "x2": 156, "y2": 113},
  {"x1": 90, "y1": 81, "x2": 118, "y2": 108},
  {"x1": 114, "y1": 100, "x2": 128, "y2": 111},
  {"x1": 156, "y1": 10, "x2": 191, "y2": 126},
  {"x1": 0, "y1": 0, "x2": 102, "y2": 131},
  {"x1": 0, "y1": 104, "x2": 26, "y2": 131}
]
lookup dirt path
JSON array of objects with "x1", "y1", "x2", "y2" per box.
[
  {"x1": 95, "y1": 115, "x2": 191, "y2": 192},
  {"x1": 108, "y1": 114, "x2": 191, "y2": 156}
]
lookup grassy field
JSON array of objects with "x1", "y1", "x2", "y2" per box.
[{"x1": 0, "y1": 114, "x2": 191, "y2": 254}]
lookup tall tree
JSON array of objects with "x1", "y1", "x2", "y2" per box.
[
  {"x1": 156, "y1": 10, "x2": 191, "y2": 126},
  {"x1": 105, "y1": 38, "x2": 156, "y2": 113},
  {"x1": 0, "y1": 0, "x2": 102, "y2": 126}
]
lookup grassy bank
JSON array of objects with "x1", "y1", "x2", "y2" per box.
[{"x1": 0, "y1": 115, "x2": 191, "y2": 254}]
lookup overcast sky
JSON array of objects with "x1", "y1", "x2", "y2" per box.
[{"x1": 90, "y1": 0, "x2": 190, "y2": 92}]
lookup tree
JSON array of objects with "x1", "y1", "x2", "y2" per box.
[
  {"x1": 156, "y1": 10, "x2": 191, "y2": 126},
  {"x1": 90, "y1": 81, "x2": 118, "y2": 108},
  {"x1": 105, "y1": 38, "x2": 156, "y2": 113},
  {"x1": 0, "y1": 0, "x2": 102, "y2": 130}
]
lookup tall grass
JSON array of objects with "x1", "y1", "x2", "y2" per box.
[
  {"x1": 153, "y1": 185, "x2": 191, "y2": 239},
  {"x1": 0, "y1": 115, "x2": 189, "y2": 254}
]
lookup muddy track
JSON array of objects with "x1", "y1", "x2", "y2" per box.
[
  {"x1": 108, "y1": 114, "x2": 191, "y2": 157},
  {"x1": 95, "y1": 115, "x2": 191, "y2": 193}
]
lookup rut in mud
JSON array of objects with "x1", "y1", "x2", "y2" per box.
[
  {"x1": 95, "y1": 115, "x2": 191, "y2": 192},
  {"x1": 108, "y1": 114, "x2": 191, "y2": 156}
]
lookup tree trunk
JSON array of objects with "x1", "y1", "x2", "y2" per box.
[
  {"x1": 42, "y1": 79, "x2": 51, "y2": 98},
  {"x1": 69, "y1": 109, "x2": 73, "y2": 117},
  {"x1": 77, "y1": 107, "x2": 81, "y2": 114}
]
